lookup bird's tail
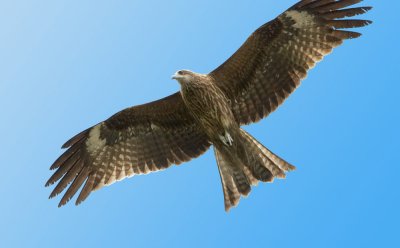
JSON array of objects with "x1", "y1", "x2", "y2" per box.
[{"x1": 214, "y1": 129, "x2": 295, "y2": 211}]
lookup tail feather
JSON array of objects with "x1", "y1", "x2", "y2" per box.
[
  {"x1": 232, "y1": 169, "x2": 251, "y2": 196},
  {"x1": 240, "y1": 130, "x2": 296, "y2": 172},
  {"x1": 214, "y1": 128, "x2": 295, "y2": 212},
  {"x1": 214, "y1": 148, "x2": 241, "y2": 210}
]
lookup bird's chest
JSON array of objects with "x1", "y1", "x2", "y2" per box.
[{"x1": 181, "y1": 83, "x2": 235, "y2": 133}]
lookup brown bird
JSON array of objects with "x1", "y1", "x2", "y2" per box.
[{"x1": 46, "y1": 0, "x2": 372, "y2": 211}]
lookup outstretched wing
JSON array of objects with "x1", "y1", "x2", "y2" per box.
[
  {"x1": 46, "y1": 92, "x2": 211, "y2": 207},
  {"x1": 210, "y1": 0, "x2": 372, "y2": 125}
]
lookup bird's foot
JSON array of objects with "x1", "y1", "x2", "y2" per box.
[{"x1": 219, "y1": 132, "x2": 233, "y2": 146}]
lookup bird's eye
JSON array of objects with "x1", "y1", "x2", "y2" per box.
[{"x1": 178, "y1": 71, "x2": 183, "y2": 75}]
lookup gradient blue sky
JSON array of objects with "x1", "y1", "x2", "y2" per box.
[{"x1": 1, "y1": 0, "x2": 398, "y2": 247}]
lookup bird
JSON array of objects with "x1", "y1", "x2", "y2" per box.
[{"x1": 46, "y1": 0, "x2": 372, "y2": 211}]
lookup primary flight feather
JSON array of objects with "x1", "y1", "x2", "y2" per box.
[{"x1": 46, "y1": 0, "x2": 372, "y2": 211}]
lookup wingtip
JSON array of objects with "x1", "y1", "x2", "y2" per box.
[
  {"x1": 61, "y1": 144, "x2": 69, "y2": 149},
  {"x1": 49, "y1": 161, "x2": 61, "y2": 171},
  {"x1": 44, "y1": 180, "x2": 52, "y2": 187},
  {"x1": 58, "y1": 197, "x2": 70, "y2": 208},
  {"x1": 364, "y1": 6, "x2": 373, "y2": 12},
  {"x1": 61, "y1": 127, "x2": 91, "y2": 149},
  {"x1": 49, "y1": 191, "x2": 59, "y2": 199},
  {"x1": 358, "y1": 6, "x2": 373, "y2": 16},
  {"x1": 61, "y1": 139, "x2": 73, "y2": 149},
  {"x1": 75, "y1": 195, "x2": 86, "y2": 206}
]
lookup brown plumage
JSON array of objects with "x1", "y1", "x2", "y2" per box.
[{"x1": 46, "y1": 0, "x2": 372, "y2": 211}]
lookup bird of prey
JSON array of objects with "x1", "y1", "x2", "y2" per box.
[{"x1": 46, "y1": 0, "x2": 372, "y2": 211}]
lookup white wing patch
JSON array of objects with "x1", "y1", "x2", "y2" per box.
[
  {"x1": 86, "y1": 123, "x2": 106, "y2": 154},
  {"x1": 285, "y1": 10, "x2": 316, "y2": 29}
]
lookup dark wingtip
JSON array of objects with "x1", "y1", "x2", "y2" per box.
[
  {"x1": 364, "y1": 6, "x2": 373, "y2": 12},
  {"x1": 53, "y1": 191, "x2": 70, "y2": 207},
  {"x1": 58, "y1": 197, "x2": 69, "y2": 208},
  {"x1": 75, "y1": 198, "x2": 85, "y2": 206},
  {"x1": 61, "y1": 144, "x2": 69, "y2": 149},
  {"x1": 49, "y1": 191, "x2": 58, "y2": 199},
  {"x1": 75, "y1": 193, "x2": 86, "y2": 206},
  {"x1": 45, "y1": 180, "x2": 52, "y2": 187},
  {"x1": 61, "y1": 128, "x2": 90, "y2": 149},
  {"x1": 358, "y1": 6, "x2": 373, "y2": 17},
  {"x1": 61, "y1": 139, "x2": 76, "y2": 149},
  {"x1": 61, "y1": 139, "x2": 74, "y2": 149}
]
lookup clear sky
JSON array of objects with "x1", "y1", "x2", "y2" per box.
[{"x1": 1, "y1": 0, "x2": 398, "y2": 247}]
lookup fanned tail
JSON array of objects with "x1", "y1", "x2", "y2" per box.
[{"x1": 214, "y1": 129, "x2": 295, "y2": 211}]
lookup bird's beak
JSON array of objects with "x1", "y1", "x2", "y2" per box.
[{"x1": 172, "y1": 72, "x2": 180, "y2": 80}]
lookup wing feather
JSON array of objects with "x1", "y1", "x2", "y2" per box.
[
  {"x1": 322, "y1": 7, "x2": 372, "y2": 19},
  {"x1": 76, "y1": 174, "x2": 96, "y2": 205},
  {"x1": 314, "y1": 0, "x2": 363, "y2": 12},
  {"x1": 47, "y1": 92, "x2": 211, "y2": 206},
  {"x1": 210, "y1": 0, "x2": 372, "y2": 125},
  {"x1": 46, "y1": 151, "x2": 80, "y2": 187},
  {"x1": 59, "y1": 166, "x2": 90, "y2": 207},
  {"x1": 304, "y1": 0, "x2": 337, "y2": 9}
]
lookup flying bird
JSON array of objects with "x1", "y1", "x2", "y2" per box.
[{"x1": 46, "y1": 0, "x2": 372, "y2": 211}]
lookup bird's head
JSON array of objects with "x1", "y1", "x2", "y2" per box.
[{"x1": 172, "y1": 70, "x2": 197, "y2": 85}]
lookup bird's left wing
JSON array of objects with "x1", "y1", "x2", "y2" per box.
[
  {"x1": 210, "y1": 0, "x2": 372, "y2": 125},
  {"x1": 46, "y1": 92, "x2": 211, "y2": 207}
]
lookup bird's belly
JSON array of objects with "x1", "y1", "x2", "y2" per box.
[{"x1": 182, "y1": 87, "x2": 237, "y2": 141}]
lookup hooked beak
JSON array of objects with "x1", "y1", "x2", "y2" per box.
[{"x1": 171, "y1": 72, "x2": 179, "y2": 80}]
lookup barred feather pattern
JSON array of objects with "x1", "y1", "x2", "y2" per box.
[
  {"x1": 214, "y1": 129, "x2": 296, "y2": 211},
  {"x1": 46, "y1": 93, "x2": 211, "y2": 207},
  {"x1": 46, "y1": 0, "x2": 372, "y2": 211},
  {"x1": 214, "y1": 148, "x2": 243, "y2": 210},
  {"x1": 210, "y1": 0, "x2": 372, "y2": 125}
]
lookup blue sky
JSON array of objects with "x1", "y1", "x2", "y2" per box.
[{"x1": 1, "y1": 0, "x2": 398, "y2": 247}]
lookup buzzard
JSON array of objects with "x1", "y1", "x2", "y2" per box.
[{"x1": 46, "y1": 0, "x2": 372, "y2": 211}]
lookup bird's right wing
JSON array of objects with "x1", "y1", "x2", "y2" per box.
[
  {"x1": 46, "y1": 92, "x2": 211, "y2": 207},
  {"x1": 210, "y1": 0, "x2": 372, "y2": 125}
]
